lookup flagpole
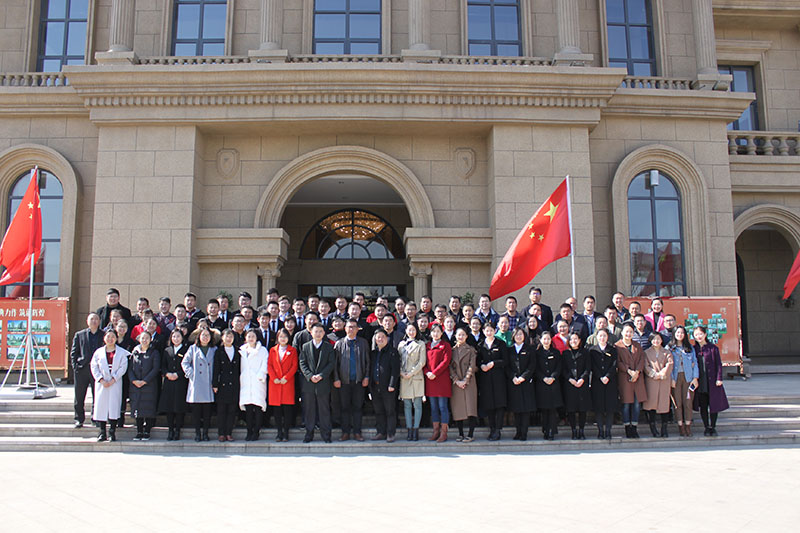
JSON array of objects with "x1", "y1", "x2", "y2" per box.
[
  {"x1": 565, "y1": 175, "x2": 577, "y2": 299},
  {"x1": 24, "y1": 166, "x2": 37, "y2": 388}
]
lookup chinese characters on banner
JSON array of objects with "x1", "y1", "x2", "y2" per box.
[{"x1": 0, "y1": 298, "x2": 69, "y2": 375}]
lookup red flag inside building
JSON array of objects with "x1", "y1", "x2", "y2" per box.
[
  {"x1": 783, "y1": 249, "x2": 800, "y2": 300},
  {"x1": 0, "y1": 168, "x2": 42, "y2": 286},
  {"x1": 490, "y1": 178, "x2": 572, "y2": 301}
]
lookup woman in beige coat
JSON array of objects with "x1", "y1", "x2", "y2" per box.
[
  {"x1": 399, "y1": 323, "x2": 427, "y2": 441},
  {"x1": 643, "y1": 332, "x2": 673, "y2": 438},
  {"x1": 616, "y1": 323, "x2": 648, "y2": 439},
  {"x1": 450, "y1": 328, "x2": 478, "y2": 442}
]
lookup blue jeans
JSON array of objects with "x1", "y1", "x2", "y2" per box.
[
  {"x1": 622, "y1": 393, "x2": 642, "y2": 425},
  {"x1": 430, "y1": 396, "x2": 450, "y2": 424},
  {"x1": 403, "y1": 397, "x2": 422, "y2": 429}
]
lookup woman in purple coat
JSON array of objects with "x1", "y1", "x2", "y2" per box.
[{"x1": 692, "y1": 326, "x2": 729, "y2": 436}]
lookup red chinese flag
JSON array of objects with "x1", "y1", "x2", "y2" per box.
[
  {"x1": 0, "y1": 168, "x2": 42, "y2": 285},
  {"x1": 490, "y1": 178, "x2": 571, "y2": 301},
  {"x1": 783, "y1": 249, "x2": 800, "y2": 300}
]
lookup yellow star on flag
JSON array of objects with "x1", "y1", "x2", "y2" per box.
[
  {"x1": 544, "y1": 202, "x2": 558, "y2": 222},
  {"x1": 27, "y1": 202, "x2": 33, "y2": 209},
  {"x1": 529, "y1": 231, "x2": 536, "y2": 239},
  {"x1": 538, "y1": 234, "x2": 544, "y2": 241}
]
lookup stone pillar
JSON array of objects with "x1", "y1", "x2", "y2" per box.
[
  {"x1": 409, "y1": 262, "x2": 433, "y2": 304},
  {"x1": 690, "y1": 0, "x2": 727, "y2": 89},
  {"x1": 249, "y1": 0, "x2": 289, "y2": 62},
  {"x1": 258, "y1": 262, "x2": 283, "y2": 293},
  {"x1": 553, "y1": 0, "x2": 592, "y2": 65},
  {"x1": 402, "y1": 0, "x2": 440, "y2": 62},
  {"x1": 97, "y1": 0, "x2": 137, "y2": 63}
]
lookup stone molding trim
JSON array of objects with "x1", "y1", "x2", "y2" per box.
[
  {"x1": 0, "y1": 143, "x2": 81, "y2": 300},
  {"x1": 254, "y1": 145, "x2": 435, "y2": 230},
  {"x1": 734, "y1": 204, "x2": 800, "y2": 256},
  {"x1": 610, "y1": 144, "x2": 713, "y2": 296}
]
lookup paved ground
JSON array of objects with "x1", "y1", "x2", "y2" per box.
[{"x1": 2, "y1": 445, "x2": 798, "y2": 532}]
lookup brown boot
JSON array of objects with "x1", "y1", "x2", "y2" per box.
[
  {"x1": 685, "y1": 424, "x2": 692, "y2": 437},
  {"x1": 678, "y1": 424, "x2": 685, "y2": 437},
  {"x1": 429, "y1": 422, "x2": 440, "y2": 441},
  {"x1": 436, "y1": 423, "x2": 448, "y2": 443}
]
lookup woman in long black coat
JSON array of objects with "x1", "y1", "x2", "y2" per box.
[
  {"x1": 505, "y1": 327, "x2": 536, "y2": 441},
  {"x1": 477, "y1": 321, "x2": 507, "y2": 441},
  {"x1": 562, "y1": 332, "x2": 592, "y2": 440},
  {"x1": 213, "y1": 329, "x2": 242, "y2": 442},
  {"x1": 589, "y1": 328, "x2": 618, "y2": 440},
  {"x1": 535, "y1": 330, "x2": 563, "y2": 440},
  {"x1": 128, "y1": 330, "x2": 161, "y2": 441},
  {"x1": 159, "y1": 328, "x2": 189, "y2": 441}
]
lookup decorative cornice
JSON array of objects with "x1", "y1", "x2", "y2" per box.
[
  {"x1": 604, "y1": 88, "x2": 754, "y2": 121},
  {"x1": 404, "y1": 228, "x2": 493, "y2": 263},
  {"x1": 194, "y1": 228, "x2": 290, "y2": 264}
]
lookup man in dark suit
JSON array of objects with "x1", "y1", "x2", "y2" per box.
[
  {"x1": 95, "y1": 288, "x2": 132, "y2": 329},
  {"x1": 332, "y1": 320, "x2": 370, "y2": 441},
  {"x1": 551, "y1": 303, "x2": 590, "y2": 342},
  {"x1": 580, "y1": 295, "x2": 605, "y2": 335},
  {"x1": 299, "y1": 323, "x2": 336, "y2": 443},
  {"x1": 70, "y1": 313, "x2": 104, "y2": 428},
  {"x1": 521, "y1": 286, "x2": 553, "y2": 331}
]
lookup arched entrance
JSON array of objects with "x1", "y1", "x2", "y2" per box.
[{"x1": 734, "y1": 205, "x2": 800, "y2": 359}]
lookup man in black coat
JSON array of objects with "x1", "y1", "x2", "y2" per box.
[
  {"x1": 299, "y1": 323, "x2": 336, "y2": 443},
  {"x1": 551, "y1": 303, "x2": 589, "y2": 343},
  {"x1": 369, "y1": 329, "x2": 401, "y2": 442},
  {"x1": 521, "y1": 286, "x2": 553, "y2": 331},
  {"x1": 332, "y1": 320, "x2": 370, "y2": 441},
  {"x1": 70, "y1": 313, "x2": 104, "y2": 428},
  {"x1": 95, "y1": 288, "x2": 132, "y2": 329}
]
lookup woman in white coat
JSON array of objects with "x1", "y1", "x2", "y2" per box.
[
  {"x1": 182, "y1": 329, "x2": 216, "y2": 442},
  {"x1": 239, "y1": 329, "x2": 269, "y2": 441},
  {"x1": 398, "y1": 323, "x2": 427, "y2": 441},
  {"x1": 91, "y1": 329, "x2": 129, "y2": 442}
]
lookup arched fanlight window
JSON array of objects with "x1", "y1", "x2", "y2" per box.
[
  {"x1": 300, "y1": 208, "x2": 405, "y2": 260},
  {"x1": 627, "y1": 170, "x2": 686, "y2": 297},
  {"x1": 2, "y1": 170, "x2": 63, "y2": 297}
]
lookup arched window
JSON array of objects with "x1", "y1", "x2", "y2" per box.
[
  {"x1": 2, "y1": 170, "x2": 63, "y2": 297},
  {"x1": 627, "y1": 170, "x2": 685, "y2": 297},
  {"x1": 300, "y1": 209, "x2": 404, "y2": 260}
]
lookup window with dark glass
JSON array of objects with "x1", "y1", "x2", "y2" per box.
[
  {"x1": 719, "y1": 65, "x2": 759, "y2": 131},
  {"x1": 313, "y1": 0, "x2": 381, "y2": 54},
  {"x1": 606, "y1": 0, "x2": 656, "y2": 75},
  {"x1": 300, "y1": 209, "x2": 404, "y2": 260},
  {"x1": 37, "y1": 0, "x2": 89, "y2": 72},
  {"x1": 172, "y1": 0, "x2": 227, "y2": 56},
  {"x1": 467, "y1": 0, "x2": 522, "y2": 56},
  {"x1": 627, "y1": 170, "x2": 685, "y2": 297},
  {"x1": 2, "y1": 170, "x2": 62, "y2": 298}
]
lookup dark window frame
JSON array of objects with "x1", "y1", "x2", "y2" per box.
[
  {"x1": 172, "y1": 0, "x2": 228, "y2": 56},
  {"x1": 37, "y1": 0, "x2": 89, "y2": 72},
  {"x1": 2, "y1": 170, "x2": 63, "y2": 297},
  {"x1": 299, "y1": 208, "x2": 405, "y2": 260},
  {"x1": 719, "y1": 64, "x2": 760, "y2": 131},
  {"x1": 627, "y1": 170, "x2": 686, "y2": 297},
  {"x1": 606, "y1": 0, "x2": 656, "y2": 75},
  {"x1": 467, "y1": 0, "x2": 523, "y2": 57},
  {"x1": 312, "y1": 0, "x2": 382, "y2": 55}
]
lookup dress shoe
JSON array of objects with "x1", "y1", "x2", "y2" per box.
[
  {"x1": 710, "y1": 427, "x2": 718, "y2": 436},
  {"x1": 323, "y1": 438, "x2": 332, "y2": 443},
  {"x1": 353, "y1": 433, "x2": 364, "y2": 442},
  {"x1": 372, "y1": 433, "x2": 386, "y2": 441},
  {"x1": 339, "y1": 433, "x2": 350, "y2": 441},
  {"x1": 303, "y1": 434, "x2": 313, "y2": 443},
  {"x1": 704, "y1": 427, "x2": 712, "y2": 437},
  {"x1": 386, "y1": 435, "x2": 395, "y2": 443}
]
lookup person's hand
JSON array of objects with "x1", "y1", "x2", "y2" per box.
[
  {"x1": 274, "y1": 378, "x2": 281, "y2": 384},
  {"x1": 480, "y1": 364, "x2": 489, "y2": 373},
  {"x1": 568, "y1": 378, "x2": 577, "y2": 387},
  {"x1": 715, "y1": 380, "x2": 723, "y2": 387},
  {"x1": 576, "y1": 378, "x2": 585, "y2": 387},
  {"x1": 333, "y1": 380, "x2": 341, "y2": 389},
  {"x1": 544, "y1": 377, "x2": 554, "y2": 385},
  {"x1": 362, "y1": 377, "x2": 369, "y2": 387},
  {"x1": 426, "y1": 372, "x2": 436, "y2": 380},
  {"x1": 312, "y1": 374, "x2": 322, "y2": 383},
  {"x1": 671, "y1": 380, "x2": 676, "y2": 388},
  {"x1": 388, "y1": 386, "x2": 395, "y2": 393},
  {"x1": 213, "y1": 387, "x2": 218, "y2": 393},
  {"x1": 691, "y1": 378, "x2": 699, "y2": 389},
  {"x1": 628, "y1": 369, "x2": 635, "y2": 377},
  {"x1": 601, "y1": 376, "x2": 609, "y2": 385},
  {"x1": 487, "y1": 361, "x2": 495, "y2": 369},
  {"x1": 281, "y1": 378, "x2": 287, "y2": 384}
]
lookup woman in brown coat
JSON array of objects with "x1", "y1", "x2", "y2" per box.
[
  {"x1": 450, "y1": 328, "x2": 478, "y2": 442},
  {"x1": 616, "y1": 323, "x2": 648, "y2": 439},
  {"x1": 643, "y1": 332, "x2": 673, "y2": 438}
]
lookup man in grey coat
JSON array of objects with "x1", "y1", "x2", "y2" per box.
[
  {"x1": 333, "y1": 320, "x2": 370, "y2": 442},
  {"x1": 299, "y1": 323, "x2": 336, "y2": 443}
]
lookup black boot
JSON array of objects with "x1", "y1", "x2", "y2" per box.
[
  {"x1": 413, "y1": 428, "x2": 419, "y2": 441},
  {"x1": 202, "y1": 429, "x2": 210, "y2": 441},
  {"x1": 579, "y1": 428, "x2": 586, "y2": 440},
  {"x1": 109, "y1": 421, "x2": 117, "y2": 442},
  {"x1": 571, "y1": 428, "x2": 578, "y2": 440},
  {"x1": 632, "y1": 425, "x2": 640, "y2": 439},
  {"x1": 97, "y1": 422, "x2": 107, "y2": 442},
  {"x1": 195, "y1": 429, "x2": 202, "y2": 442},
  {"x1": 605, "y1": 425, "x2": 613, "y2": 439},
  {"x1": 598, "y1": 426, "x2": 605, "y2": 440},
  {"x1": 167, "y1": 428, "x2": 175, "y2": 441},
  {"x1": 624, "y1": 425, "x2": 632, "y2": 438},
  {"x1": 174, "y1": 428, "x2": 181, "y2": 441},
  {"x1": 649, "y1": 420, "x2": 660, "y2": 438},
  {"x1": 407, "y1": 429, "x2": 413, "y2": 441},
  {"x1": 661, "y1": 422, "x2": 669, "y2": 438}
]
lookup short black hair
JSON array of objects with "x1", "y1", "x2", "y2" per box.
[
  {"x1": 159, "y1": 297, "x2": 171, "y2": 304},
  {"x1": 240, "y1": 291, "x2": 253, "y2": 299},
  {"x1": 184, "y1": 292, "x2": 197, "y2": 299},
  {"x1": 106, "y1": 288, "x2": 120, "y2": 296}
]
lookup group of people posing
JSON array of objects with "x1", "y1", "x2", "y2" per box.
[{"x1": 70, "y1": 286, "x2": 729, "y2": 444}]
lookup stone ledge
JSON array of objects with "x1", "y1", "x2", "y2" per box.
[
  {"x1": 404, "y1": 228, "x2": 493, "y2": 263},
  {"x1": 194, "y1": 228, "x2": 289, "y2": 264}
]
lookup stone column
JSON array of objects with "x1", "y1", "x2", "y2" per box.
[
  {"x1": 690, "y1": 0, "x2": 727, "y2": 89},
  {"x1": 409, "y1": 262, "x2": 433, "y2": 304},
  {"x1": 249, "y1": 0, "x2": 289, "y2": 61},
  {"x1": 402, "y1": 0, "x2": 440, "y2": 62},
  {"x1": 258, "y1": 262, "x2": 283, "y2": 293},
  {"x1": 109, "y1": 0, "x2": 135, "y2": 52},
  {"x1": 553, "y1": 0, "x2": 592, "y2": 65}
]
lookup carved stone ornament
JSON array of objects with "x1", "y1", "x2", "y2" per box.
[
  {"x1": 216, "y1": 148, "x2": 240, "y2": 180},
  {"x1": 454, "y1": 147, "x2": 476, "y2": 180}
]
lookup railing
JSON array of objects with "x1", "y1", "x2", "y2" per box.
[
  {"x1": 438, "y1": 55, "x2": 552, "y2": 66},
  {"x1": 289, "y1": 54, "x2": 402, "y2": 63},
  {"x1": 728, "y1": 131, "x2": 800, "y2": 156},
  {"x1": 621, "y1": 76, "x2": 694, "y2": 90},
  {"x1": 138, "y1": 56, "x2": 252, "y2": 65},
  {"x1": 0, "y1": 72, "x2": 68, "y2": 87}
]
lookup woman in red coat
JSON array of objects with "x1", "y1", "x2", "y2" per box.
[
  {"x1": 268, "y1": 329, "x2": 299, "y2": 442},
  {"x1": 425, "y1": 323, "x2": 452, "y2": 442}
]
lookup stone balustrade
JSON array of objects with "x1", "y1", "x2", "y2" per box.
[
  {"x1": 289, "y1": 55, "x2": 402, "y2": 64},
  {"x1": 728, "y1": 131, "x2": 800, "y2": 156},
  {"x1": 621, "y1": 76, "x2": 694, "y2": 90},
  {"x1": 0, "y1": 72, "x2": 68, "y2": 87},
  {"x1": 438, "y1": 56, "x2": 552, "y2": 66},
  {"x1": 139, "y1": 56, "x2": 252, "y2": 65}
]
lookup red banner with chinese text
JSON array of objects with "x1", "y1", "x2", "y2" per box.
[{"x1": 0, "y1": 298, "x2": 69, "y2": 375}]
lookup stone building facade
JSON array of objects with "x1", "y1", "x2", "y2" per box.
[{"x1": 0, "y1": 0, "x2": 798, "y2": 359}]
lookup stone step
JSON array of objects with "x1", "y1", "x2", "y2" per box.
[
  {"x1": 728, "y1": 395, "x2": 800, "y2": 405},
  {"x1": 0, "y1": 429, "x2": 796, "y2": 454},
  {"x1": 749, "y1": 365, "x2": 800, "y2": 374}
]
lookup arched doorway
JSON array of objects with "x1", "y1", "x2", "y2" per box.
[{"x1": 734, "y1": 205, "x2": 800, "y2": 359}]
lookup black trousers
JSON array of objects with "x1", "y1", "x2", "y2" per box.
[
  {"x1": 73, "y1": 366, "x2": 94, "y2": 423},
  {"x1": 514, "y1": 412, "x2": 530, "y2": 437},
  {"x1": 596, "y1": 411, "x2": 614, "y2": 431},
  {"x1": 696, "y1": 392, "x2": 719, "y2": 428},
  {"x1": 166, "y1": 412, "x2": 185, "y2": 429},
  {"x1": 273, "y1": 404, "x2": 293, "y2": 433},
  {"x1": 303, "y1": 389, "x2": 331, "y2": 440},
  {"x1": 136, "y1": 417, "x2": 156, "y2": 434},
  {"x1": 371, "y1": 387, "x2": 397, "y2": 437},
  {"x1": 487, "y1": 408, "x2": 504, "y2": 432},
  {"x1": 541, "y1": 408, "x2": 558, "y2": 434},
  {"x1": 567, "y1": 411, "x2": 588, "y2": 429},
  {"x1": 456, "y1": 417, "x2": 477, "y2": 437},
  {"x1": 245, "y1": 404, "x2": 263, "y2": 436},
  {"x1": 339, "y1": 382, "x2": 365, "y2": 434},
  {"x1": 216, "y1": 401, "x2": 238, "y2": 436},
  {"x1": 191, "y1": 403, "x2": 213, "y2": 432}
]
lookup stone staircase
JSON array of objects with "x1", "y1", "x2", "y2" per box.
[{"x1": 0, "y1": 386, "x2": 798, "y2": 453}]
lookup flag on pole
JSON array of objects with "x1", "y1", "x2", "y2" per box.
[
  {"x1": 783, "y1": 249, "x2": 800, "y2": 300},
  {"x1": 489, "y1": 178, "x2": 571, "y2": 301},
  {"x1": 0, "y1": 168, "x2": 42, "y2": 286}
]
